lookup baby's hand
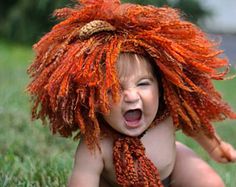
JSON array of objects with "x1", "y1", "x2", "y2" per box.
[{"x1": 209, "y1": 141, "x2": 236, "y2": 163}]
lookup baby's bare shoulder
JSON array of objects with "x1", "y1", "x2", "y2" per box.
[{"x1": 99, "y1": 137, "x2": 114, "y2": 164}]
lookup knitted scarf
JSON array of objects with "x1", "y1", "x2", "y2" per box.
[{"x1": 113, "y1": 136, "x2": 163, "y2": 187}]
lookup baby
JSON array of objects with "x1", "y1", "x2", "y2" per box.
[
  {"x1": 27, "y1": 0, "x2": 236, "y2": 186},
  {"x1": 68, "y1": 53, "x2": 236, "y2": 187}
]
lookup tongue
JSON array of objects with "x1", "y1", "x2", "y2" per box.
[{"x1": 124, "y1": 109, "x2": 142, "y2": 122}]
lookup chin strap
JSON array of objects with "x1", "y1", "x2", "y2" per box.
[{"x1": 113, "y1": 136, "x2": 164, "y2": 187}]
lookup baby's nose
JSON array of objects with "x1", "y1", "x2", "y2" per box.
[{"x1": 123, "y1": 88, "x2": 140, "y2": 103}]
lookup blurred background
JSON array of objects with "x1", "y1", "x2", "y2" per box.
[{"x1": 0, "y1": 0, "x2": 235, "y2": 186}]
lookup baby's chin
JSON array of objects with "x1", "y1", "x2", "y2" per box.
[{"x1": 120, "y1": 126, "x2": 149, "y2": 137}]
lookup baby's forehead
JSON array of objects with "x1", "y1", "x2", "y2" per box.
[{"x1": 116, "y1": 53, "x2": 154, "y2": 80}]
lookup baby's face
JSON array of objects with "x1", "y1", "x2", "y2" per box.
[{"x1": 103, "y1": 54, "x2": 159, "y2": 137}]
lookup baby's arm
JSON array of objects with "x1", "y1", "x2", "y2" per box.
[
  {"x1": 68, "y1": 138, "x2": 104, "y2": 187},
  {"x1": 192, "y1": 131, "x2": 236, "y2": 163}
]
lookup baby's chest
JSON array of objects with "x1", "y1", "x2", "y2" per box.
[
  {"x1": 101, "y1": 119, "x2": 176, "y2": 182},
  {"x1": 102, "y1": 135, "x2": 176, "y2": 182},
  {"x1": 143, "y1": 137, "x2": 176, "y2": 176}
]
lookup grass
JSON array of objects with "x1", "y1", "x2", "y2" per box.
[
  {"x1": 0, "y1": 40, "x2": 235, "y2": 187},
  {"x1": 0, "y1": 40, "x2": 78, "y2": 187}
]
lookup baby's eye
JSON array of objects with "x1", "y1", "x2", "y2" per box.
[{"x1": 137, "y1": 81, "x2": 151, "y2": 87}]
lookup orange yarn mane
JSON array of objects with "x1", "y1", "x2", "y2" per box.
[{"x1": 27, "y1": 1, "x2": 236, "y2": 185}]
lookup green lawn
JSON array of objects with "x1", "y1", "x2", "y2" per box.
[{"x1": 0, "y1": 40, "x2": 235, "y2": 187}]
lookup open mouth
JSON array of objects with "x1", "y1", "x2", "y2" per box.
[{"x1": 123, "y1": 109, "x2": 142, "y2": 123}]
